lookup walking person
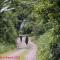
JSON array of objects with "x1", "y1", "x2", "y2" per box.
[
  {"x1": 20, "y1": 36, "x2": 22, "y2": 42},
  {"x1": 25, "y1": 36, "x2": 28, "y2": 45}
]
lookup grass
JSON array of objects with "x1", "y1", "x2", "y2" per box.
[{"x1": 0, "y1": 44, "x2": 16, "y2": 55}]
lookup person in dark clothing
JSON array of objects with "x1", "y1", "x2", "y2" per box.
[
  {"x1": 25, "y1": 36, "x2": 28, "y2": 45},
  {"x1": 20, "y1": 36, "x2": 22, "y2": 42}
]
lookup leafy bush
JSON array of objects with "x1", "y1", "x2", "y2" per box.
[{"x1": 34, "y1": 30, "x2": 55, "y2": 60}]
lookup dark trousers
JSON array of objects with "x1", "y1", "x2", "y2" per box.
[
  {"x1": 25, "y1": 36, "x2": 28, "y2": 45},
  {"x1": 20, "y1": 36, "x2": 22, "y2": 42}
]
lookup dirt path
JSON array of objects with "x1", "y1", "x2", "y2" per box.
[
  {"x1": 25, "y1": 41, "x2": 37, "y2": 60},
  {"x1": 16, "y1": 37, "x2": 37, "y2": 60}
]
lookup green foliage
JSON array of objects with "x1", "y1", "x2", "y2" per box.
[
  {"x1": 0, "y1": 43, "x2": 15, "y2": 54},
  {"x1": 0, "y1": 11, "x2": 18, "y2": 43},
  {"x1": 0, "y1": 0, "x2": 18, "y2": 53},
  {"x1": 34, "y1": 30, "x2": 55, "y2": 60},
  {"x1": 31, "y1": 0, "x2": 60, "y2": 60},
  {"x1": 21, "y1": 22, "x2": 33, "y2": 34}
]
